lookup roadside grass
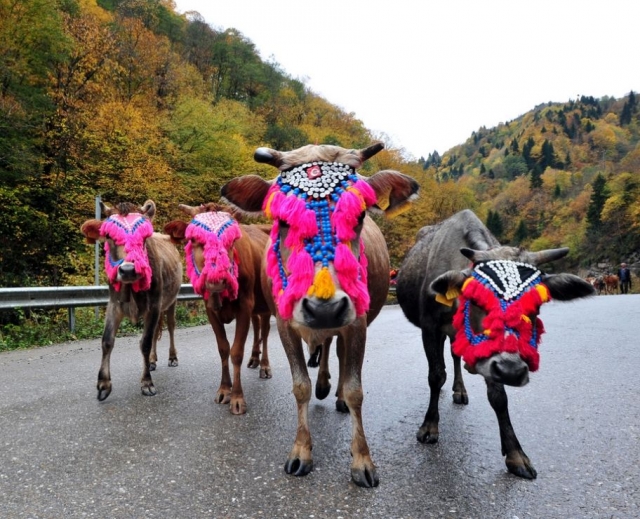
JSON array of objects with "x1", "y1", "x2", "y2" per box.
[{"x1": 0, "y1": 301, "x2": 208, "y2": 352}]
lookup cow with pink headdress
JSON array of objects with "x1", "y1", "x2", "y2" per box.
[
  {"x1": 164, "y1": 203, "x2": 272, "y2": 415},
  {"x1": 221, "y1": 142, "x2": 419, "y2": 487},
  {"x1": 80, "y1": 200, "x2": 182, "y2": 401}
]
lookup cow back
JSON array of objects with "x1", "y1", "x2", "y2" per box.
[{"x1": 397, "y1": 209, "x2": 499, "y2": 327}]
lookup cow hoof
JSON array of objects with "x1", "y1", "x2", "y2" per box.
[
  {"x1": 307, "y1": 349, "x2": 321, "y2": 368},
  {"x1": 259, "y1": 367, "x2": 272, "y2": 379},
  {"x1": 506, "y1": 453, "x2": 537, "y2": 479},
  {"x1": 229, "y1": 398, "x2": 247, "y2": 415},
  {"x1": 141, "y1": 384, "x2": 157, "y2": 396},
  {"x1": 316, "y1": 382, "x2": 331, "y2": 400},
  {"x1": 214, "y1": 390, "x2": 231, "y2": 405},
  {"x1": 247, "y1": 358, "x2": 259, "y2": 369},
  {"x1": 336, "y1": 399, "x2": 349, "y2": 413},
  {"x1": 168, "y1": 359, "x2": 178, "y2": 367},
  {"x1": 284, "y1": 458, "x2": 313, "y2": 477},
  {"x1": 97, "y1": 388, "x2": 111, "y2": 401},
  {"x1": 351, "y1": 467, "x2": 379, "y2": 488},
  {"x1": 149, "y1": 362, "x2": 156, "y2": 372},
  {"x1": 416, "y1": 426, "x2": 439, "y2": 444},
  {"x1": 453, "y1": 392, "x2": 469, "y2": 405}
]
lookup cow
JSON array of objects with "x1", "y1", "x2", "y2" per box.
[
  {"x1": 396, "y1": 209, "x2": 595, "y2": 479},
  {"x1": 220, "y1": 142, "x2": 419, "y2": 488},
  {"x1": 603, "y1": 274, "x2": 619, "y2": 294},
  {"x1": 164, "y1": 203, "x2": 272, "y2": 415},
  {"x1": 80, "y1": 200, "x2": 182, "y2": 400}
]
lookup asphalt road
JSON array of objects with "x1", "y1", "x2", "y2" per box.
[{"x1": 1, "y1": 295, "x2": 639, "y2": 519}]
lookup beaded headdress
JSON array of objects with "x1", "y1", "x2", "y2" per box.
[
  {"x1": 452, "y1": 260, "x2": 551, "y2": 371},
  {"x1": 185, "y1": 211, "x2": 242, "y2": 301},
  {"x1": 263, "y1": 161, "x2": 377, "y2": 319},
  {"x1": 100, "y1": 213, "x2": 154, "y2": 292}
]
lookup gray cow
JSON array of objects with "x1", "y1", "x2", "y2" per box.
[{"x1": 396, "y1": 209, "x2": 594, "y2": 479}]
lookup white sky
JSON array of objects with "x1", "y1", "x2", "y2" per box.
[{"x1": 173, "y1": 0, "x2": 639, "y2": 159}]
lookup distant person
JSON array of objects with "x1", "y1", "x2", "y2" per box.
[{"x1": 617, "y1": 263, "x2": 632, "y2": 294}]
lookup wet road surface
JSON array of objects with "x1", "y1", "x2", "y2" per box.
[{"x1": 1, "y1": 295, "x2": 639, "y2": 518}]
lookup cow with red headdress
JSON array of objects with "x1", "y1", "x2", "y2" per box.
[
  {"x1": 221, "y1": 142, "x2": 419, "y2": 487},
  {"x1": 396, "y1": 209, "x2": 595, "y2": 479}
]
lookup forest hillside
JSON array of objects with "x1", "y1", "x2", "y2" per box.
[{"x1": 1, "y1": 0, "x2": 638, "y2": 295}]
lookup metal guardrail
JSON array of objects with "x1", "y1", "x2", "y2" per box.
[
  {"x1": 0, "y1": 284, "x2": 201, "y2": 332},
  {"x1": 0, "y1": 284, "x2": 199, "y2": 310}
]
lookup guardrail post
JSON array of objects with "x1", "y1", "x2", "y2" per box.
[{"x1": 68, "y1": 307, "x2": 76, "y2": 333}]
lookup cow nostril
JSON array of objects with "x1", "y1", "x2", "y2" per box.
[
  {"x1": 119, "y1": 263, "x2": 135, "y2": 276},
  {"x1": 334, "y1": 296, "x2": 349, "y2": 320},
  {"x1": 491, "y1": 360, "x2": 529, "y2": 386}
]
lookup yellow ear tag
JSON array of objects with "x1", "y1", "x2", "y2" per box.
[
  {"x1": 264, "y1": 191, "x2": 277, "y2": 219},
  {"x1": 435, "y1": 293, "x2": 454, "y2": 307},
  {"x1": 308, "y1": 267, "x2": 335, "y2": 299}
]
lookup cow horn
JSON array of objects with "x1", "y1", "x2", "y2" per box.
[
  {"x1": 140, "y1": 200, "x2": 156, "y2": 219},
  {"x1": 460, "y1": 247, "x2": 492, "y2": 262},
  {"x1": 360, "y1": 142, "x2": 384, "y2": 162},
  {"x1": 528, "y1": 247, "x2": 569, "y2": 265},
  {"x1": 100, "y1": 201, "x2": 113, "y2": 217},
  {"x1": 178, "y1": 204, "x2": 198, "y2": 216},
  {"x1": 254, "y1": 147, "x2": 283, "y2": 168}
]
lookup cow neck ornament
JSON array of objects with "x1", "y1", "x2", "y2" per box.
[
  {"x1": 263, "y1": 161, "x2": 377, "y2": 320},
  {"x1": 452, "y1": 260, "x2": 551, "y2": 372},
  {"x1": 185, "y1": 211, "x2": 241, "y2": 301},
  {"x1": 100, "y1": 213, "x2": 154, "y2": 292}
]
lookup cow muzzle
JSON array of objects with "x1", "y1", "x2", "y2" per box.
[
  {"x1": 117, "y1": 262, "x2": 140, "y2": 283},
  {"x1": 296, "y1": 294, "x2": 354, "y2": 329},
  {"x1": 472, "y1": 352, "x2": 530, "y2": 387}
]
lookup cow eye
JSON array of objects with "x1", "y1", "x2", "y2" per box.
[{"x1": 355, "y1": 211, "x2": 366, "y2": 232}]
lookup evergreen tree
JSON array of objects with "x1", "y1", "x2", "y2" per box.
[
  {"x1": 510, "y1": 137, "x2": 519, "y2": 153},
  {"x1": 512, "y1": 219, "x2": 528, "y2": 245},
  {"x1": 586, "y1": 173, "x2": 610, "y2": 233},
  {"x1": 486, "y1": 210, "x2": 504, "y2": 238},
  {"x1": 530, "y1": 164, "x2": 543, "y2": 189}
]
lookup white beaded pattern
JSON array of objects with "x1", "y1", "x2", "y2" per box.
[
  {"x1": 279, "y1": 162, "x2": 354, "y2": 199},
  {"x1": 473, "y1": 260, "x2": 541, "y2": 301}
]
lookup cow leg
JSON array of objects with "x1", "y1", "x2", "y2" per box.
[
  {"x1": 278, "y1": 318, "x2": 313, "y2": 477},
  {"x1": 228, "y1": 309, "x2": 252, "y2": 415},
  {"x1": 315, "y1": 337, "x2": 332, "y2": 400},
  {"x1": 139, "y1": 308, "x2": 160, "y2": 396},
  {"x1": 341, "y1": 324, "x2": 379, "y2": 488},
  {"x1": 258, "y1": 313, "x2": 272, "y2": 379},
  {"x1": 486, "y1": 380, "x2": 537, "y2": 479},
  {"x1": 335, "y1": 336, "x2": 349, "y2": 413},
  {"x1": 451, "y1": 351, "x2": 469, "y2": 405},
  {"x1": 97, "y1": 305, "x2": 123, "y2": 401},
  {"x1": 207, "y1": 310, "x2": 232, "y2": 406},
  {"x1": 417, "y1": 326, "x2": 447, "y2": 444},
  {"x1": 166, "y1": 304, "x2": 178, "y2": 367},
  {"x1": 247, "y1": 315, "x2": 261, "y2": 369},
  {"x1": 150, "y1": 314, "x2": 163, "y2": 371}
]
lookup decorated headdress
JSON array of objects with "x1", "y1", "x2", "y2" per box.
[
  {"x1": 452, "y1": 260, "x2": 551, "y2": 371},
  {"x1": 100, "y1": 213, "x2": 154, "y2": 292},
  {"x1": 263, "y1": 161, "x2": 377, "y2": 319},
  {"x1": 184, "y1": 211, "x2": 242, "y2": 301}
]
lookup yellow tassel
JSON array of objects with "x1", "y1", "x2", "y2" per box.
[
  {"x1": 536, "y1": 284, "x2": 550, "y2": 302},
  {"x1": 521, "y1": 314, "x2": 532, "y2": 324},
  {"x1": 309, "y1": 268, "x2": 335, "y2": 299},
  {"x1": 264, "y1": 191, "x2": 277, "y2": 219}
]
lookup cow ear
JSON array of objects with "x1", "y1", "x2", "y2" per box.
[
  {"x1": 365, "y1": 170, "x2": 419, "y2": 218},
  {"x1": 430, "y1": 270, "x2": 470, "y2": 306},
  {"x1": 221, "y1": 175, "x2": 272, "y2": 214},
  {"x1": 541, "y1": 274, "x2": 596, "y2": 301},
  {"x1": 163, "y1": 220, "x2": 189, "y2": 244},
  {"x1": 81, "y1": 219, "x2": 104, "y2": 244}
]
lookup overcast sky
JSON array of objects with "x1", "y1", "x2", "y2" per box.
[{"x1": 173, "y1": 0, "x2": 639, "y2": 159}]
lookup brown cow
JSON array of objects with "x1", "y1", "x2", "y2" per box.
[
  {"x1": 164, "y1": 203, "x2": 272, "y2": 415},
  {"x1": 603, "y1": 274, "x2": 619, "y2": 294},
  {"x1": 80, "y1": 200, "x2": 182, "y2": 400},
  {"x1": 221, "y1": 142, "x2": 419, "y2": 487}
]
